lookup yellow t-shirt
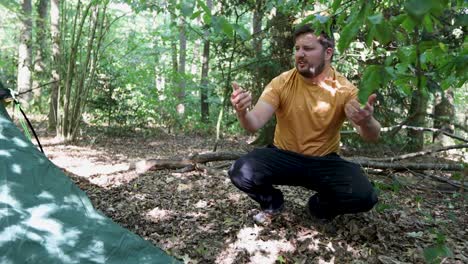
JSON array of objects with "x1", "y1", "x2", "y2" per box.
[{"x1": 259, "y1": 67, "x2": 358, "y2": 156}]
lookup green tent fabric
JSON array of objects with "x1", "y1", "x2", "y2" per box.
[{"x1": 0, "y1": 104, "x2": 180, "y2": 264}]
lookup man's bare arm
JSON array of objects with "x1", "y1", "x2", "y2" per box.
[{"x1": 231, "y1": 83, "x2": 275, "y2": 133}]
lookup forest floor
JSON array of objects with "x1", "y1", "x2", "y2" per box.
[{"x1": 35, "y1": 121, "x2": 467, "y2": 264}]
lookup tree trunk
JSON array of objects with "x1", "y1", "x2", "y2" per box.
[
  {"x1": 433, "y1": 89, "x2": 455, "y2": 146},
  {"x1": 252, "y1": 0, "x2": 264, "y2": 100},
  {"x1": 48, "y1": 0, "x2": 60, "y2": 130},
  {"x1": 407, "y1": 35, "x2": 428, "y2": 151},
  {"x1": 407, "y1": 89, "x2": 428, "y2": 151},
  {"x1": 200, "y1": 0, "x2": 212, "y2": 122},
  {"x1": 59, "y1": 1, "x2": 92, "y2": 140},
  {"x1": 17, "y1": 0, "x2": 33, "y2": 104},
  {"x1": 178, "y1": 16, "x2": 187, "y2": 101},
  {"x1": 170, "y1": 12, "x2": 178, "y2": 92},
  {"x1": 252, "y1": 10, "x2": 294, "y2": 146},
  {"x1": 69, "y1": 5, "x2": 101, "y2": 141},
  {"x1": 32, "y1": 0, "x2": 49, "y2": 110}
]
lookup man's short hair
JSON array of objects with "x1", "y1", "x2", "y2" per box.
[{"x1": 293, "y1": 24, "x2": 334, "y2": 50}]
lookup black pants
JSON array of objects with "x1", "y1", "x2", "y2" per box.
[{"x1": 228, "y1": 145, "x2": 378, "y2": 219}]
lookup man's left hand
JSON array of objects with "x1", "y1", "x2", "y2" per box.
[{"x1": 345, "y1": 94, "x2": 377, "y2": 127}]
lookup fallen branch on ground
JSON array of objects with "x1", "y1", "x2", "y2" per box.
[
  {"x1": 133, "y1": 148, "x2": 465, "y2": 174},
  {"x1": 355, "y1": 144, "x2": 468, "y2": 162},
  {"x1": 409, "y1": 171, "x2": 467, "y2": 189},
  {"x1": 342, "y1": 125, "x2": 467, "y2": 143}
]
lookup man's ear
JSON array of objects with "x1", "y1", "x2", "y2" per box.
[{"x1": 325, "y1": 47, "x2": 333, "y2": 61}]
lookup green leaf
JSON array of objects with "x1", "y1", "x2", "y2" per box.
[
  {"x1": 359, "y1": 65, "x2": 382, "y2": 103},
  {"x1": 375, "y1": 23, "x2": 393, "y2": 45},
  {"x1": 368, "y1": 13, "x2": 383, "y2": 25},
  {"x1": 423, "y1": 14, "x2": 434, "y2": 32},
  {"x1": 423, "y1": 244, "x2": 453, "y2": 263},
  {"x1": 402, "y1": 16, "x2": 417, "y2": 31},
  {"x1": 179, "y1": 1, "x2": 195, "y2": 17},
  {"x1": 234, "y1": 24, "x2": 250, "y2": 41},
  {"x1": 338, "y1": 20, "x2": 361, "y2": 53},
  {"x1": 277, "y1": 255, "x2": 286, "y2": 263},
  {"x1": 203, "y1": 13, "x2": 211, "y2": 25},
  {"x1": 219, "y1": 16, "x2": 234, "y2": 38},
  {"x1": 331, "y1": 0, "x2": 343, "y2": 12},
  {"x1": 394, "y1": 76, "x2": 414, "y2": 95},
  {"x1": 385, "y1": 66, "x2": 396, "y2": 79},
  {"x1": 190, "y1": 10, "x2": 202, "y2": 20},
  {"x1": 337, "y1": 0, "x2": 369, "y2": 53},
  {"x1": 438, "y1": 42, "x2": 447, "y2": 52},
  {"x1": 366, "y1": 27, "x2": 376, "y2": 47},
  {"x1": 196, "y1": 0, "x2": 210, "y2": 15},
  {"x1": 0, "y1": 0, "x2": 20, "y2": 13},
  {"x1": 405, "y1": 0, "x2": 433, "y2": 21}
]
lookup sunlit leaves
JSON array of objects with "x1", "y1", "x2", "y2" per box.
[
  {"x1": 179, "y1": 0, "x2": 195, "y2": 17},
  {"x1": 196, "y1": 0, "x2": 210, "y2": 15},
  {"x1": 337, "y1": 0, "x2": 370, "y2": 53},
  {"x1": 404, "y1": 0, "x2": 433, "y2": 20},
  {"x1": 331, "y1": 0, "x2": 343, "y2": 13},
  {"x1": 0, "y1": 0, "x2": 20, "y2": 14},
  {"x1": 212, "y1": 16, "x2": 234, "y2": 38},
  {"x1": 359, "y1": 65, "x2": 386, "y2": 104},
  {"x1": 233, "y1": 24, "x2": 250, "y2": 41}
]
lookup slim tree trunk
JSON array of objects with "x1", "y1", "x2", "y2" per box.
[
  {"x1": 17, "y1": 0, "x2": 33, "y2": 104},
  {"x1": 407, "y1": 89, "x2": 428, "y2": 150},
  {"x1": 170, "y1": 13, "x2": 178, "y2": 91},
  {"x1": 252, "y1": 0, "x2": 264, "y2": 100},
  {"x1": 32, "y1": 0, "x2": 49, "y2": 110},
  {"x1": 48, "y1": 0, "x2": 60, "y2": 130},
  {"x1": 407, "y1": 29, "x2": 428, "y2": 151},
  {"x1": 252, "y1": 9, "x2": 294, "y2": 146},
  {"x1": 60, "y1": 1, "x2": 92, "y2": 140},
  {"x1": 178, "y1": 16, "x2": 187, "y2": 101},
  {"x1": 200, "y1": 0, "x2": 212, "y2": 122},
  {"x1": 31, "y1": 0, "x2": 49, "y2": 108},
  {"x1": 433, "y1": 89, "x2": 455, "y2": 146}
]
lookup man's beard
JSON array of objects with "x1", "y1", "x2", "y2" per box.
[{"x1": 296, "y1": 54, "x2": 326, "y2": 78}]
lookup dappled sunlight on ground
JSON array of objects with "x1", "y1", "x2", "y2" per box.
[
  {"x1": 30, "y1": 127, "x2": 466, "y2": 263},
  {"x1": 216, "y1": 225, "x2": 295, "y2": 264}
]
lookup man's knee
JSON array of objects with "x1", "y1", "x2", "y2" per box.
[
  {"x1": 361, "y1": 189, "x2": 378, "y2": 211},
  {"x1": 228, "y1": 157, "x2": 250, "y2": 188}
]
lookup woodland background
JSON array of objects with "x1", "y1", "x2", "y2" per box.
[{"x1": 0, "y1": 0, "x2": 467, "y2": 263}]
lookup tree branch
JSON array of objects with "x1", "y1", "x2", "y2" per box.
[
  {"x1": 133, "y1": 148, "x2": 465, "y2": 174},
  {"x1": 355, "y1": 144, "x2": 468, "y2": 162}
]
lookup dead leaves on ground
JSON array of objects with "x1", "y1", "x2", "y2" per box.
[{"x1": 56, "y1": 135, "x2": 466, "y2": 264}]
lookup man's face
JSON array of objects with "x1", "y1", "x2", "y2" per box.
[{"x1": 294, "y1": 33, "x2": 328, "y2": 78}]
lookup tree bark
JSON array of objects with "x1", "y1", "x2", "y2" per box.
[
  {"x1": 177, "y1": 14, "x2": 186, "y2": 101},
  {"x1": 59, "y1": 1, "x2": 92, "y2": 140},
  {"x1": 199, "y1": 0, "x2": 212, "y2": 123},
  {"x1": 252, "y1": 0, "x2": 264, "y2": 100},
  {"x1": 433, "y1": 89, "x2": 455, "y2": 145},
  {"x1": 133, "y1": 148, "x2": 465, "y2": 174},
  {"x1": 32, "y1": 0, "x2": 49, "y2": 109},
  {"x1": 17, "y1": 0, "x2": 33, "y2": 104},
  {"x1": 407, "y1": 30, "x2": 428, "y2": 151},
  {"x1": 48, "y1": 0, "x2": 60, "y2": 130},
  {"x1": 252, "y1": 9, "x2": 294, "y2": 146}
]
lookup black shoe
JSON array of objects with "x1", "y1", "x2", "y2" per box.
[
  {"x1": 253, "y1": 204, "x2": 284, "y2": 226},
  {"x1": 306, "y1": 206, "x2": 334, "y2": 224}
]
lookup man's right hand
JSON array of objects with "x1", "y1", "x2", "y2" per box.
[{"x1": 231, "y1": 82, "x2": 252, "y2": 115}]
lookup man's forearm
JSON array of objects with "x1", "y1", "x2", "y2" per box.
[
  {"x1": 358, "y1": 117, "x2": 381, "y2": 142},
  {"x1": 237, "y1": 111, "x2": 259, "y2": 133}
]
